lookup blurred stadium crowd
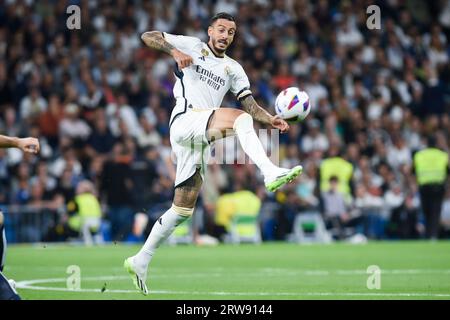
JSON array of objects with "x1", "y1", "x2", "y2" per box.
[{"x1": 0, "y1": 0, "x2": 450, "y2": 243}]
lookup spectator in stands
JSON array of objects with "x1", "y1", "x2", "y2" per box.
[
  {"x1": 38, "y1": 94, "x2": 64, "y2": 149},
  {"x1": 321, "y1": 176, "x2": 359, "y2": 240},
  {"x1": 30, "y1": 161, "x2": 57, "y2": 199},
  {"x1": 59, "y1": 103, "x2": 91, "y2": 143},
  {"x1": 320, "y1": 146, "x2": 354, "y2": 200},
  {"x1": 301, "y1": 119, "x2": 329, "y2": 155},
  {"x1": 386, "y1": 191, "x2": 422, "y2": 239},
  {"x1": 387, "y1": 135, "x2": 412, "y2": 171},
  {"x1": 50, "y1": 146, "x2": 83, "y2": 178},
  {"x1": 353, "y1": 183, "x2": 385, "y2": 239},
  {"x1": 274, "y1": 187, "x2": 301, "y2": 240},
  {"x1": 54, "y1": 167, "x2": 77, "y2": 204},
  {"x1": 136, "y1": 114, "x2": 161, "y2": 149},
  {"x1": 100, "y1": 142, "x2": 135, "y2": 241},
  {"x1": 19, "y1": 87, "x2": 47, "y2": 122},
  {"x1": 1, "y1": 107, "x2": 21, "y2": 141},
  {"x1": 85, "y1": 109, "x2": 116, "y2": 158},
  {"x1": 294, "y1": 162, "x2": 319, "y2": 210}
]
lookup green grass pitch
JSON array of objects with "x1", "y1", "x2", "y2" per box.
[{"x1": 5, "y1": 241, "x2": 450, "y2": 300}]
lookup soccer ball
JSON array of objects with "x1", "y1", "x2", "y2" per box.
[{"x1": 274, "y1": 87, "x2": 311, "y2": 123}]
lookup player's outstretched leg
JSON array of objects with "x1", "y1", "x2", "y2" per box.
[
  {"x1": 124, "y1": 170, "x2": 202, "y2": 295},
  {"x1": 208, "y1": 109, "x2": 302, "y2": 192}
]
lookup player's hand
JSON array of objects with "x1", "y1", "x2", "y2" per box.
[
  {"x1": 270, "y1": 115, "x2": 289, "y2": 133},
  {"x1": 17, "y1": 137, "x2": 40, "y2": 154},
  {"x1": 171, "y1": 48, "x2": 193, "y2": 69}
]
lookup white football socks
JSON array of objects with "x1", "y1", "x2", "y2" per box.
[
  {"x1": 133, "y1": 206, "x2": 189, "y2": 273},
  {"x1": 233, "y1": 113, "x2": 280, "y2": 178}
]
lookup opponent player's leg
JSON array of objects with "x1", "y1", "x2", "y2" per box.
[
  {"x1": 207, "y1": 108, "x2": 302, "y2": 191},
  {"x1": 124, "y1": 169, "x2": 202, "y2": 295},
  {"x1": 0, "y1": 212, "x2": 20, "y2": 300},
  {"x1": 0, "y1": 272, "x2": 20, "y2": 300}
]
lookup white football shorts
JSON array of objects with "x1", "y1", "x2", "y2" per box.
[{"x1": 169, "y1": 102, "x2": 217, "y2": 188}]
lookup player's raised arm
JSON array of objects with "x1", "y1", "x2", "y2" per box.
[
  {"x1": 240, "y1": 95, "x2": 289, "y2": 133},
  {"x1": 0, "y1": 134, "x2": 40, "y2": 154},
  {"x1": 141, "y1": 31, "x2": 193, "y2": 69}
]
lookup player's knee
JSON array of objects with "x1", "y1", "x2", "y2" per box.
[
  {"x1": 233, "y1": 112, "x2": 253, "y2": 132},
  {"x1": 171, "y1": 204, "x2": 194, "y2": 217}
]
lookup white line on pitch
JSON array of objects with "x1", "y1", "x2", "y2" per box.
[{"x1": 14, "y1": 276, "x2": 450, "y2": 298}]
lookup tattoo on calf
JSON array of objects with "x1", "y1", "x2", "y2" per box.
[{"x1": 174, "y1": 169, "x2": 203, "y2": 208}]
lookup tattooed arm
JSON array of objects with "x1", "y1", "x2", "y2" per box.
[
  {"x1": 240, "y1": 95, "x2": 290, "y2": 132},
  {"x1": 141, "y1": 31, "x2": 193, "y2": 68},
  {"x1": 141, "y1": 31, "x2": 175, "y2": 55}
]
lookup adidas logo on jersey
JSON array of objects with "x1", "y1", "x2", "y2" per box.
[{"x1": 199, "y1": 48, "x2": 209, "y2": 61}]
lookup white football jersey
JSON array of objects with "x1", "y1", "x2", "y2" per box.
[{"x1": 163, "y1": 32, "x2": 252, "y2": 127}]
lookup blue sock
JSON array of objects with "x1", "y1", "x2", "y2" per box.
[
  {"x1": 0, "y1": 272, "x2": 20, "y2": 300},
  {"x1": 0, "y1": 212, "x2": 5, "y2": 272}
]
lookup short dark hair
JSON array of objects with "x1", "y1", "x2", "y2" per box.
[
  {"x1": 329, "y1": 176, "x2": 339, "y2": 183},
  {"x1": 427, "y1": 135, "x2": 437, "y2": 148},
  {"x1": 210, "y1": 12, "x2": 235, "y2": 25}
]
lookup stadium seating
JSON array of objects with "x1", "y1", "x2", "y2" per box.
[
  {"x1": 290, "y1": 212, "x2": 332, "y2": 244},
  {"x1": 226, "y1": 214, "x2": 262, "y2": 244}
]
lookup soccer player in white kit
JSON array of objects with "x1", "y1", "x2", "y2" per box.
[{"x1": 124, "y1": 12, "x2": 302, "y2": 295}]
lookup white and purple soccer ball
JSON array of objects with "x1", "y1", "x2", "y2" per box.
[{"x1": 274, "y1": 87, "x2": 311, "y2": 123}]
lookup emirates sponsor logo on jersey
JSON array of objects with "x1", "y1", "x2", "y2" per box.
[{"x1": 195, "y1": 65, "x2": 226, "y2": 91}]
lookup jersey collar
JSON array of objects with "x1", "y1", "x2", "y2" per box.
[{"x1": 206, "y1": 43, "x2": 225, "y2": 59}]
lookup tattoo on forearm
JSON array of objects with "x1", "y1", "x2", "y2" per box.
[
  {"x1": 240, "y1": 95, "x2": 273, "y2": 124},
  {"x1": 141, "y1": 31, "x2": 175, "y2": 55}
]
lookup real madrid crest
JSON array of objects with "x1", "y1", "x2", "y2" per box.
[
  {"x1": 201, "y1": 48, "x2": 209, "y2": 57},
  {"x1": 224, "y1": 66, "x2": 231, "y2": 75}
]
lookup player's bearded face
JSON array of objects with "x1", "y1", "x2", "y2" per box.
[{"x1": 208, "y1": 19, "x2": 236, "y2": 54}]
